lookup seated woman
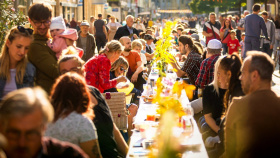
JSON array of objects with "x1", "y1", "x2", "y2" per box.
[
  {"x1": 104, "y1": 56, "x2": 141, "y2": 105},
  {"x1": 84, "y1": 40, "x2": 127, "y2": 93},
  {"x1": 45, "y1": 72, "x2": 102, "y2": 158},
  {"x1": 0, "y1": 26, "x2": 35, "y2": 100},
  {"x1": 199, "y1": 57, "x2": 226, "y2": 139},
  {"x1": 206, "y1": 54, "x2": 244, "y2": 157},
  {"x1": 200, "y1": 54, "x2": 244, "y2": 143},
  {"x1": 58, "y1": 54, "x2": 137, "y2": 156}
]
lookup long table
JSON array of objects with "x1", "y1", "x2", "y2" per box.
[{"x1": 127, "y1": 97, "x2": 209, "y2": 158}]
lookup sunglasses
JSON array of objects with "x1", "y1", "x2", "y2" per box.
[
  {"x1": 120, "y1": 67, "x2": 127, "y2": 72},
  {"x1": 17, "y1": 26, "x2": 33, "y2": 35}
]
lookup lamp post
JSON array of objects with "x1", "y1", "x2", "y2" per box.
[
  {"x1": 82, "y1": 0, "x2": 85, "y2": 20},
  {"x1": 247, "y1": 0, "x2": 254, "y2": 13}
]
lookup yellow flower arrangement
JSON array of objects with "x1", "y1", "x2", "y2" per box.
[
  {"x1": 148, "y1": 20, "x2": 197, "y2": 158},
  {"x1": 152, "y1": 21, "x2": 177, "y2": 76},
  {"x1": 151, "y1": 20, "x2": 196, "y2": 117}
]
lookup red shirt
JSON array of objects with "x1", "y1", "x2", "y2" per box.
[
  {"x1": 121, "y1": 51, "x2": 141, "y2": 72},
  {"x1": 220, "y1": 28, "x2": 231, "y2": 44},
  {"x1": 84, "y1": 54, "x2": 117, "y2": 93},
  {"x1": 227, "y1": 39, "x2": 240, "y2": 55}
]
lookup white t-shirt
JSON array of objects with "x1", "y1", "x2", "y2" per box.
[
  {"x1": 107, "y1": 22, "x2": 122, "y2": 29},
  {"x1": 45, "y1": 111, "x2": 97, "y2": 146},
  {"x1": 140, "y1": 53, "x2": 147, "y2": 65}
]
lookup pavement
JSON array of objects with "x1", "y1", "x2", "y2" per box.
[{"x1": 195, "y1": 24, "x2": 280, "y2": 96}]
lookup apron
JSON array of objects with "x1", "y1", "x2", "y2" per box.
[{"x1": 109, "y1": 23, "x2": 117, "y2": 41}]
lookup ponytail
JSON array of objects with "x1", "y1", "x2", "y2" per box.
[{"x1": 220, "y1": 53, "x2": 242, "y2": 114}]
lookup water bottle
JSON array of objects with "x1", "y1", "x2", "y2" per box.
[{"x1": 184, "y1": 103, "x2": 194, "y2": 118}]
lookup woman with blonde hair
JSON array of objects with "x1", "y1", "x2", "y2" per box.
[
  {"x1": 84, "y1": 40, "x2": 127, "y2": 92},
  {"x1": 104, "y1": 56, "x2": 141, "y2": 105},
  {"x1": 132, "y1": 18, "x2": 146, "y2": 33},
  {"x1": 107, "y1": 16, "x2": 122, "y2": 41},
  {"x1": 0, "y1": 26, "x2": 35, "y2": 100}
]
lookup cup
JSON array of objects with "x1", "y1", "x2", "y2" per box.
[{"x1": 146, "y1": 114, "x2": 156, "y2": 121}]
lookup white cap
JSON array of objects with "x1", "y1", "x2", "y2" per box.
[
  {"x1": 81, "y1": 21, "x2": 90, "y2": 26},
  {"x1": 207, "y1": 39, "x2": 222, "y2": 49},
  {"x1": 50, "y1": 16, "x2": 66, "y2": 31}
]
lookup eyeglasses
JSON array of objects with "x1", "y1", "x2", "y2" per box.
[
  {"x1": 32, "y1": 20, "x2": 51, "y2": 27},
  {"x1": 60, "y1": 67, "x2": 82, "y2": 75},
  {"x1": 17, "y1": 26, "x2": 33, "y2": 35},
  {"x1": 120, "y1": 67, "x2": 127, "y2": 72}
]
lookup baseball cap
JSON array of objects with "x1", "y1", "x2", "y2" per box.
[
  {"x1": 144, "y1": 34, "x2": 153, "y2": 40},
  {"x1": 207, "y1": 39, "x2": 222, "y2": 49},
  {"x1": 81, "y1": 21, "x2": 90, "y2": 26},
  {"x1": 191, "y1": 34, "x2": 199, "y2": 42}
]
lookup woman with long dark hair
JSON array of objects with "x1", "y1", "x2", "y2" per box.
[
  {"x1": 220, "y1": 19, "x2": 233, "y2": 55},
  {"x1": 45, "y1": 72, "x2": 102, "y2": 158},
  {"x1": 206, "y1": 54, "x2": 244, "y2": 158}
]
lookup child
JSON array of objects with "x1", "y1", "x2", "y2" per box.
[
  {"x1": 240, "y1": 33, "x2": 246, "y2": 59},
  {"x1": 132, "y1": 40, "x2": 147, "y2": 67},
  {"x1": 227, "y1": 30, "x2": 240, "y2": 55},
  {"x1": 48, "y1": 16, "x2": 83, "y2": 59}
]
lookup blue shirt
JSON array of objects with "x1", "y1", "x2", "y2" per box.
[
  {"x1": 127, "y1": 25, "x2": 134, "y2": 40},
  {"x1": 245, "y1": 14, "x2": 268, "y2": 39}
]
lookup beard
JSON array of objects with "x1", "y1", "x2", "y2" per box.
[
  {"x1": 180, "y1": 48, "x2": 187, "y2": 55},
  {"x1": 124, "y1": 48, "x2": 131, "y2": 52}
]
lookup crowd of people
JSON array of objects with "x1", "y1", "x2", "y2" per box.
[{"x1": 0, "y1": 2, "x2": 280, "y2": 158}]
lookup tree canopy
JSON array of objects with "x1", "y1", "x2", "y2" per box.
[{"x1": 189, "y1": 0, "x2": 266, "y2": 14}]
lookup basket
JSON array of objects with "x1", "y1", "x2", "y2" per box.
[{"x1": 102, "y1": 92, "x2": 127, "y2": 130}]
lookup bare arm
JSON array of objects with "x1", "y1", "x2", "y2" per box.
[
  {"x1": 220, "y1": 29, "x2": 224, "y2": 40},
  {"x1": 170, "y1": 59, "x2": 186, "y2": 78},
  {"x1": 80, "y1": 139, "x2": 102, "y2": 158},
  {"x1": 202, "y1": 31, "x2": 212, "y2": 37},
  {"x1": 131, "y1": 61, "x2": 143, "y2": 82},
  {"x1": 93, "y1": 26, "x2": 96, "y2": 35},
  {"x1": 103, "y1": 25, "x2": 108, "y2": 40},
  {"x1": 237, "y1": 26, "x2": 245, "y2": 31},
  {"x1": 204, "y1": 113, "x2": 220, "y2": 133},
  {"x1": 113, "y1": 123, "x2": 128, "y2": 156}
]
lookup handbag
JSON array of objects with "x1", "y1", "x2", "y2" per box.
[{"x1": 221, "y1": 29, "x2": 230, "y2": 42}]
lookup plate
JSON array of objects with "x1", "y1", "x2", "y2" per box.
[{"x1": 117, "y1": 82, "x2": 134, "y2": 95}]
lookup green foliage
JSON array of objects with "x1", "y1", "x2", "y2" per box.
[
  {"x1": 189, "y1": 0, "x2": 241, "y2": 14},
  {"x1": 189, "y1": 0, "x2": 267, "y2": 14},
  {"x1": 0, "y1": 0, "x2": 27, "y2": 49}
]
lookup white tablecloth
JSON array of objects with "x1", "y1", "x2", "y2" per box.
[{"x1": 127, "y1": 97, "x2": 209, "y2": 158}]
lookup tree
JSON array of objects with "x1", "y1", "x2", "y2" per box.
[
  {"x1": 0, "y1": 0, "x2": 27, "y2": 49},
  {"x1": 189, "y1": 0, "x2": 266, "y2": 15}
]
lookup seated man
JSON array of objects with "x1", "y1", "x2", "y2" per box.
[
  {"x1": 171, "y1": 35, "x2": 202, "y2": 85},
  {"x1": 225, "y1": 51, "x2": 280, "y2": 157},
  {"x1": 120, "y1": 36, "x2": 146, "y2": 92},
  {"x1": 195, "y1": 39, "x2": 222, "y2": 89},
  {"x1": 0, "y1": 87, "x2": 88, "y2": 158}
]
